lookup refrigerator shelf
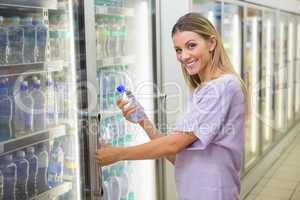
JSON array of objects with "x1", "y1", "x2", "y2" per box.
[
  {"x1": 0, "y1": 125, "x2": 66, "y2": 156},
  {"x1": 97, "y1": 55, "x2": 135, "y2": 68},
  {"x1": 0, "y1": 61, "x2": 65, "y2": 78},
  {"x1": 0, "y1": 0, "x2": 57, "y2": 10},
  {"x1": 31, "y1": 181, "x2": 72, "y2": 200},
  {"x1": 95, "y1": 5, "x2": 134, "y2": 17}
]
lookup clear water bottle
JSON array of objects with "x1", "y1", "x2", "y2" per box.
[
  {"x1": 54, "y1": 80, "x2": 65, "y2": 121},
  {"x1": 14, "y1": 81, "x2": 33, "y2": 137},
  {"x1": 37, "y1": 143, "x2": 49, "y2": 193},
  {"x1": 116, "y1": 85, "x2": 146, "y2": 122},
  {"x1": 26, "y1": 147, "x2": 38, "y2": 198},
  {"x1": 34, "y1": 18, "x2": 47, "y2": 62},
  {"x1": 0, "y1": 169, "x2": 3, "y2": 200},
  {"x1": 22, "y1": 17, "x2": 36, "y2": 64},
  {"x1": 0, "y1": 16, "x2": 8, "y2": 65},
  {"x1": 1, "y1": 155, "x2": 17, "y2": 200},
  {"x1": 48, "y1": 140, "x2": 64, "y2": 188},
  {"x1": 31, "y1": 78, "x2": 46, "y2": 131},
  {"x1": 45, "y1": 77, "x2": 56, "y2": 127},
  {"x1": 0, "y1": 78, "x2": 13, "y2": 141},
  {"x1": 7, "y1": 16, "x2": 24, "y2": 64},
  {"x1": 14, "y1": 151, "x2": 29, "y2": 200}
]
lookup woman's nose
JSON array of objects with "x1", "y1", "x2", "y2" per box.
[{"x1": 180, "y1": 50, "x2": 191, "y2": 61}]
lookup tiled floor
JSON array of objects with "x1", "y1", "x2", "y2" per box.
[{"x1": 244, "y1": 134, "x2": 300, "y2": 200}]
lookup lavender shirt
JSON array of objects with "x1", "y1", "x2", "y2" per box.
[{"x1": 174, "y1": 74, "x2": 245, "y2": 200}]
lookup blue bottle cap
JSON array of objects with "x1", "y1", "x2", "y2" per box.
[
  {"x1": 116, "y1": 84, "x2": 126, "y2": 93},
  {"x1": 20, "y1": 82, "x2": 28, "y2": 91}
]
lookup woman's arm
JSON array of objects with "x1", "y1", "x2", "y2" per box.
[{"x1": 95, "y1": 132, "x2": 197, "y2": 166}]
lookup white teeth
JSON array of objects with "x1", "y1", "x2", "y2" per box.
[{"x1": 186, "y1": 61, "x2": 196, "y2": 67}]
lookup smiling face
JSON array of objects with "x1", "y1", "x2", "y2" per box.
[{"x1": 173, "y1": 31, "x2": 215, "y2": 78}]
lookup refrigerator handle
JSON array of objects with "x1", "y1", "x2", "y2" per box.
[{"x1": 88, "y1": 114, "x2": 102, "y2": 199}]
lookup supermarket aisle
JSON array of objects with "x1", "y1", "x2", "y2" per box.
[{"x1": 244, "y1": 134, "x2": 300, "y2": 200}]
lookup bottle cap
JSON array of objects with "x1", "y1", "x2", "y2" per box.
[
  {"x1": 116, "y1": 84, "x2": 126, "y2": 93},
  {"x1": 16, "y1": 151, "x2": 25, "y2": 158},
  {"x1": 11, "y1": 16, "x2": 20, "y2": 25},
  {"x1": 20, "y1": 81, "x2": 29, "y2": 91},
  {"x1": 33, "y1": 79, "x2": 41, "y2": 89}
]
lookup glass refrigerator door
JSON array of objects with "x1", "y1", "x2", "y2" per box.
[
  {"x1": 222, "y1": 4, "x2": 242, "y2": 75},
  {"x1": 261, "y1": 11, "x2": 276, "y2": 152},
  {"x1": 296, "y1": 19, "x2": 300, "y2": 119},
  {"x1": 83, "y1": 0, "x2": 157, "y2": 200},
  {"x1": 0, "y1": 0, "x2": 81, "y2": 199},
  {"x1": 275, "y1": 14, "x2": 288, "y2": 138},
  {"x1": 244, "y1": 8, "x2": 261, "y2": 169}
]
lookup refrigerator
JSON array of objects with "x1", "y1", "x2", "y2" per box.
[
  {"x1": 0, "y1": 0, "x2": 81, "y2": 200},
  {"x1": 82, "y1": 0, "x2": 158, "y2": 200}
]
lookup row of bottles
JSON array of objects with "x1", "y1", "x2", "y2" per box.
[
  {"x1": 0, "y1": 16, "x2": 47, "y2": 65},
  {"x1": 102, "y1": 161, "x2": 135, "y2": 200},
  {"x1": 98, "y1": 65, "x2": 131, "y2": 111},
  {"x1": 0, "y1": 73, "x2": 70, "y2": 142},
  {"x1": 0, "y1": 140, "x2": 67, "y2": 200},
  {"x1": 96, "y1": 15, "x2": 128, "y2": 58},
  {"x1": 95, "y1": 0, "x2": 125, "y2": 7}
]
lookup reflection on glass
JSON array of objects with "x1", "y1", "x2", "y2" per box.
[
  {"x1": 192, "y1": 0, "x2": 222, "y2": 33},
  {"x1": 244, "y1": 8, "x2": 261, "y2": 168},
  {"x1": 261, "y1": 11, "x2": 275, "y2": 152},
  {"x1": 222, "y1": 4, "x2": 242, "y2": 75},
  {"x1": 296, "y1": 22, "x2": 300, "y2": 117}
]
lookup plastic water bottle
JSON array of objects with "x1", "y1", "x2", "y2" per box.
[
  {"x1": 26, "y1": 147, "x2": 38, "y2": 198},
  {"x1": 34, "y1": 18, "x2": 47, "y2": 62},
  {"x1": 0, "y1": 78, "x2": 13, "y2": 141},
  {"x1": 48, "y1": 140, "x2": 64, "y2": 188},
  {"x1": 1, "y1": 155, "x2": 17, "y2": 200},
  {"x1": 0, "y1": 169, "x2": 3, "y2": 200},
  {"x1": 7, "y1": 16, "x2": 24, "y2": 64},
  {"x1": 31, "y1": 78, "x2": 46, "y2": 131},
  {"x1": 14, "y1": 151, "x2": 29, "y2": 200},
  {"x1": 0, "y1": 16, "x2": 8, "y2": 65},
  {"x1": 116, "y1": 85, "x2": 146, "y2": 122},
  {"x1": 54, "y1": 80, "x2": 65, "y2": 121},
  {"x1": 37, "y1": 144, "x2": 49, "y2": 193},
  {"x1": 22, "y1": 17, "x2": 36, "y2": 64},
  {"x1": 45, "y1": 77, "x2": 56, "y2": 127},
  {"x1": 14, "y1": 81, "x2": 33, "y2": 137}
]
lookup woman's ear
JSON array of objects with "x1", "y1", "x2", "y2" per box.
[{"x1": 208, "y1": 36, "x2": 217, "y2": 52}]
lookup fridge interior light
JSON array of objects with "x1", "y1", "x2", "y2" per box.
[
  {"x1": 208, "y1": 10, "x2": 215, "y2": 27},
  {"x1": 251, "y1": 16, "x2": 258, "y2": 153},
  {"x1": 233, "y1": 13, "x2": 241, "y2": 75}
]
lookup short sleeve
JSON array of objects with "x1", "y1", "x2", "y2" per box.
[{"x1": 174, "y1": 78, "x2": 239, "y2": 150}]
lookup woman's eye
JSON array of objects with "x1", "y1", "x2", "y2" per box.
[
  {"x1": 175, "y1": 48, "x2": 182, "y2": 53},
  {"x1": 188, "y1": 43, "x2": 196, "y2": 49}
]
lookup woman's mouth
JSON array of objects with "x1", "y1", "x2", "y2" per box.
[{"x1": 186, "y1": 60, "x2": 198, "y2": 71}]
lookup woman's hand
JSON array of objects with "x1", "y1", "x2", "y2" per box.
[
  {"x1": 95, "y1": 142, "x2": 123, "y2": 166},
  {"x1": 116, "y1": 99, "x2": 139, "y2": 123}
]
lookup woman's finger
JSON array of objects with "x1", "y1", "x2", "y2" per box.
[{"x1": 116, "y1": 99, "x2": 127, "y2": 109}]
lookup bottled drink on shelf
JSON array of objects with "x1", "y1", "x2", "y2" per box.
[
  {"x1": 45, "y1": 76, "x2": 57, "y2": 127},
  {"x1": 48, "y1": 140, "x2": 64, "y2": 188},
  {"x1": 37, "y1": 143, "x2": 49, "y2": 193},
  {"x1": 0, "y1": 78, "x2": 13, "y2": 142},
  {"x1": 26, "y1": 147, "x2": 38, "y2": 198},
  {"x1": 49, "y1": 30, "x2": 59, "y2": 60},
  {"x1": 54, "y1": 79, "x2": 66, "y2": 121},
  {"x1": 34, "y1": 18, "x2": 47, "y2": 62},
  {"x1": 116, "y1": 85, "x2": 145, "y2": 122},
  {"x1": 22, "y1": 17, "x2": 36, "y2": 64},
  {"x1": 0, "y1": 16, "x2": 8, "y2": 65},
  {"x1": 14, "y1": 151, "x2": 29, "y2": 200},
  {"x1": 14, "y1": 81, "x2": 33, "y2": 137},
  {"x1": 7, "y1": 16, "x2": 24, "y2": 64},
  {"x1": 31, "y1": 78, "x2": 46, "y2": 131},
  {"x1": 0, "y1": 154, "x2": 17, "y2": 200}
]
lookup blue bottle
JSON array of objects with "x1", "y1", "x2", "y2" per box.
[
  {"x1": 31, "y1": 78, "x2": 46, "y2": 131},
  {"x1": 48, "y1": 140, "x2": 64, "y2": 188},
  {"x1": 7, "y1": 16, "x2": 24, "y2": 64},
  {"x1": 22, "y1": 17, "x2": 36, "y2": 63},
  {"x1": 0, "y1": 155, "x2": 17, "y2": 200},
  {"x1": 14, "y1": 81, "x2": 33, "y2": 137},
  {"x1": 34, "y1": 18, "x2": 47, "y2": 62},
  {"x1": 37, "y1": 144, "x2": 49, "y2": 193},
  {"x1": 0, "y1": 78, "x2": 13, "y2": 142},
  {"x1": 14, "y1": 151, "x2": 29, "y2": 200},
  {"x1": 0, "y1": 16, "x2": 8, "y2": 65},
  {"x1": 116, "y1": 85, "x2": 146, "y2": 122},
  {"x1": 26, "y1": 147, "x2": 38, "y2": 198}
]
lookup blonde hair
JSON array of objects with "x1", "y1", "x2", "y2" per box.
[{"x1": 172, "y1": 12, "x2": 249, "y2": 115}]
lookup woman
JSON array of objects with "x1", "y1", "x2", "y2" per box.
[{"x1": 95, "y1": 12, "x2": 247, "y2": 200}]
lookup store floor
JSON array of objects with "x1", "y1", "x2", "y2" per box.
[{"x1": 244, "y1": 133, "x2": 300, "y2": 200}]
